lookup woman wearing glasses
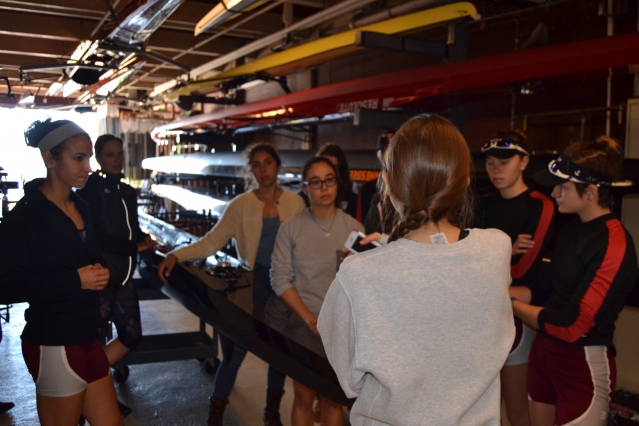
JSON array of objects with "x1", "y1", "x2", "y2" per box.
[
  {"x1": 475, "y1": 131, "x2": 555, "y2": 426},
  {"x1": 510, "y1": 137, "x2": 637, "y2": 426},
  {"x1": 157, "y1": 143, "x2": 305, "y2": 426},
  {"x1": 318, "y1": 114, "x2": 515, "y2": 425},
  {"x1": 271, "y1": 156, "x2": 362, "y2": 426}
]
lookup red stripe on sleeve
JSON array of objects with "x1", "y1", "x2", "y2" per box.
[
  {"x1": 544, "y1": 219, "x2": 627, "y2": 343},
  {"x1": 511, "y1": 191, "x2": 554, "y2": 279}
]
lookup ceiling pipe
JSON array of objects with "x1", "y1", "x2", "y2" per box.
[
  {"x1": 350, "y1": 0, "x2": 455, "y2": 28},
  {"x1": 150, "y1": 0, "x2": 386, "y2": 98}
]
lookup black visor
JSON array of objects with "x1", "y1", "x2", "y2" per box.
[{"x1": 533, "y1": 154, "x2": 613, "y2": 187}]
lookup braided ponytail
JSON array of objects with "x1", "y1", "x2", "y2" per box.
[
  {"x1": 389, "y1": 209, "x2": 429, "y2": 242},
  {"x1": 383, "y1": 114, "x2": 472, "y2": 242}
]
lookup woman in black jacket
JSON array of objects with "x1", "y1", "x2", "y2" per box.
[
  {"x1": 0, "y1": 119, "x2": 122, "y2": 426},
  {"x1": 77, "y1": 135, "x2": 154, "y2": 390}
]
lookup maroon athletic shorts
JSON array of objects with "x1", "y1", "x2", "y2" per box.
[
  {"x1": 528, "y1": 333, "x2": 615, "y2": 425},
  {"x1": 22, "y1": 339, "x2": 110, "y2": 397}
]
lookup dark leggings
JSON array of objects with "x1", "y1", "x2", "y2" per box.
[
  {"x1": 97, "y1": 278, "x2": 142, "y2": 351},
  {"x1": 211, "y1": 265, "x2": 285, "y2": 399}
]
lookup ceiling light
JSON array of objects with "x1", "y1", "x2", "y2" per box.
[
  {"x1": 45, "y1": 82, "x2": 64, "y2": 97},
  {"x1": 63, "y1": 79, "x2": 83, "y2": 97},
  {"x1": 195, "y1": 0, "x2": 266, "y2": 36},
  {"x1": 18, "y1": 90, "x2": 35, "y2": 106}
]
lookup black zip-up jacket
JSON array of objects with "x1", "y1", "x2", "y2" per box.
[
  {"x1": 0, "y1": 179, "x2": 102, "y2": 345},
  {"x1": 76, "y1": 171, "x2": 146, "y2": 287},
  {"x1": 536, "y1": 214, "x2": 638, "y2": 347}
]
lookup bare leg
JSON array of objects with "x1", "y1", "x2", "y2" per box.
[
  {"x1": 37, "y1": 391, "x2": 85, "y2": 426},
  {"x1": 319, "y1": 396, "x2": 343, "y2": 426},
  {"x1": 103, "y1": 338, "x2": 129, "y2": 366},
  {"x1": 501, "y1": 363, "x2": 531, "y2": 426},
  {"x1": 291, "y1": 381, "x2": 316, "y2": 426},
  {"x1": 82, "y1": 373, "x2": 123, "y2": 426},
  {"x1": 529, "y1": 401, "x2": 555, "y2": 426}
]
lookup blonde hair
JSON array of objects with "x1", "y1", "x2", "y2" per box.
[{"x1": 383, "y1": 114, "x2": 473, "y2": 241}]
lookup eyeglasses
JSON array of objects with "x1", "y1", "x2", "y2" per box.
[
  {"x1": 303, "y1": 176, "x2": 337, "y2": 189},
  {"x1": 481, "y1": 138, "x2": 529, "y2": 155}
]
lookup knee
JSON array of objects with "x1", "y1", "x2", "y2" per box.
[
  {"x1": 293, "y1": 388, "x2": 315, "y2": 409},
  {"x1": 320, "y1": 397, "x2": 342, "y2": 412}
]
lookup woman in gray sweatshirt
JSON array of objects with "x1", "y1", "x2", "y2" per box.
[
  {"x1": 271, "y1": 156, "x2": 362, "y2": 426},
  {"x1": 318, "y1": 114, "x2": 515, "y2": 426}
]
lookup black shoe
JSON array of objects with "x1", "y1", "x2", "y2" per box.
[
  {"x1": 263, "y1": 389, "x2": 285, "y2": 426},
  {"x1": 118, "y1": 400, "x2": 132, "y2": 418},
  {"x1": 0, "y1": 401, "x2": 14, "y2": 413},
  {"x1": 208, "y1": 397, "x2": 228, "y2": 426}
]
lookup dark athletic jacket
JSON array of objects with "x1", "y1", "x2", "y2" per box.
[
  {"x1": 474, "y1": 189, "x2": 555, "y2": 289},
  {"x1": 536, "y1": 214, "x2": 638, "y2": 347},
  {"x1": 77, "y1": 171, "x2": 147, "y2": 288},
  {"x1": 0, "y1": 179, "x2": 102, "y2": 345}
]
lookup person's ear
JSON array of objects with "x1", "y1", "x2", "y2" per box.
[
  {"x1": 586, "y1": 185, "x2": 599, "y2": 202},
  {"x1": 302, "y1": 185, "x2": 309, "y2": 197},
  {"x1": 520, "y1": 155, "x2": 530, "y2": 170},
  {"x1": 381, "y1": 170, "x2": 389, "y2": 186},
  {"x1": 42, "y1": 151, "x2": 55, "y2": 169}
]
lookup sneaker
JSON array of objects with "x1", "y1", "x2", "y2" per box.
[{"x1": 118, "y1": 400, "x2": 132, "y2": 418}]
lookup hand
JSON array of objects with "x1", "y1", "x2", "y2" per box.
[
  {"x1": 137, "y1": 235, "x2": 157, "y2": 253},
  {"x1": 343, "y1": 232, "x2": 383, "y2": 258},
  {"x1": 512, "y1": 234, "x2": 534, "y2": 255},
  {"x1": 144, "y1": 235, "x2": 157, "y2": 252},
  {"x1": 360, "y1": 232, "x2": 382, "y2": 246},
  {"x1": 77, "y1": 264, "x2": 110, "y2": 291},
  {"x1": 306, "y1": 316, "x2": 320, "y2": 336},
  {"x1": 157, "y1": 254, "x2": 177, "y2": 283}
]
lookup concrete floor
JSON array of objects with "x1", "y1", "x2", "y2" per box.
[
  {"x1": 1, "y1": 302, "x2": 510, "y2": 426},
  {"x1": 0, "y1": 300, "x2": 298, "y2": 426}
]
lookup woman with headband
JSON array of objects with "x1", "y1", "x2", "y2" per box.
[
  {"x1": 510, "y1": 137, "x2": 638, "y2": 426},
  {"x1": 0, "y1": 119, "x2": 122, "y2": 426},
  {"x1": 475, "y1": 131, "x2": 555, "y2": 426}
]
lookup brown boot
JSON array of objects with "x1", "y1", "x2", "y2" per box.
[
  {"x1": 263, "y1": 388, "x2": 285, "y2": 426},
  {"x1": 208, "y1": 397, "x2": 228, "y2": 426}
]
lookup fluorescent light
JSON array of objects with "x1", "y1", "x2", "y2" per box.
[
  {"x1": 18, "y1": 91, "x2": 35, "y2": 105},
  {"x1": 195, "y1": 0, "x2": 265, "y2": 36},
  {"x1": 96, "y1": 68, "x2": 137, "y2": 96},
  {"x1": 45, "y1": 82, "x2": 64, "y2": 97},
  {"x1": 63, "y1": 79, "x2": 82, "y2": 97}
]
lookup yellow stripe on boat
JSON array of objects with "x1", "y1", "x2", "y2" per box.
[{"x1": 166, "y1": 2, "x2": 478, "y2": 98}]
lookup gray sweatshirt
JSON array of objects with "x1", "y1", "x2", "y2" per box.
[
  {"x1": 271, "y1": 209, "x2": 362, "y2": 316},
  {"x1": 318, "y1": 229, "x2": 515, "y2": 426}
]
